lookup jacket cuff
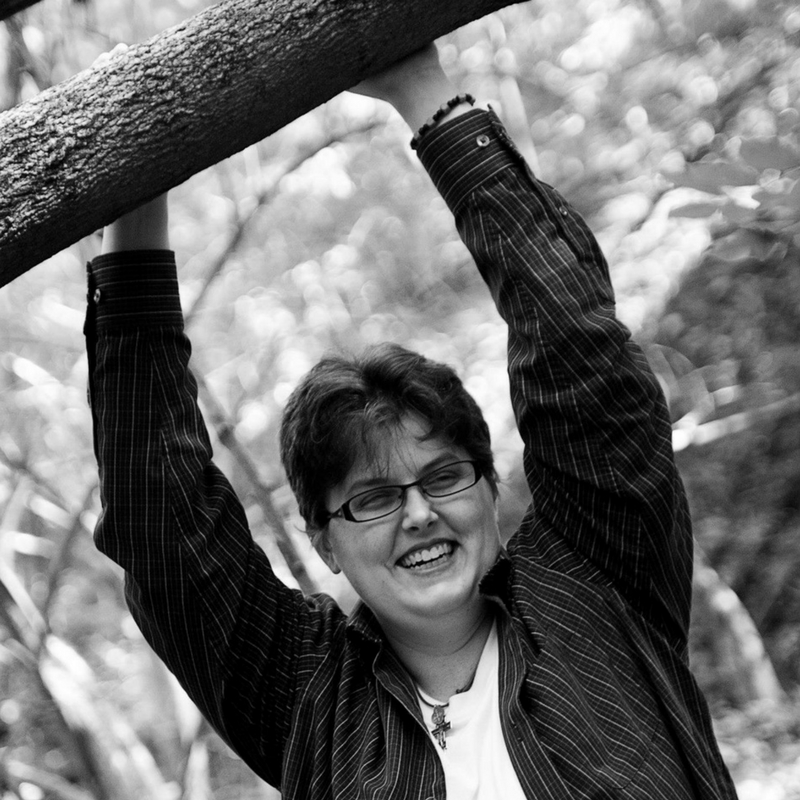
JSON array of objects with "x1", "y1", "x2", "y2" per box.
[
  {"x1": 416, "y1": 108, "x2": 524, "y2": 213},
  {"x1": 87, "y1": 250, "x2": 183, "y2": 331}
]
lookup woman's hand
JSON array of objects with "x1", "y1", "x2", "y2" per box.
[
  {"x1": 350, "y1": 45, "x2": 445, "y2": 106},
  {"x1": 349, "y1": 44, "x2": 472, "y2": 134}
]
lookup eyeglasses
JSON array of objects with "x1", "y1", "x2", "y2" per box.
[{"x1": 327, "y1": 460, "x2": 482, "y2": 523}]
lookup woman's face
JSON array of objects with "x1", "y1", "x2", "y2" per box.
[{"x1": 316, "y1": 416, "x2": 501, "y2": 639}]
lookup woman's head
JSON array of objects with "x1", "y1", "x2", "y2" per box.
[{"x1": 279, "y1": 343, "x2": 497, "y2": 535}]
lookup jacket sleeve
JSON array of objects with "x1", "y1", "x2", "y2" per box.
[
  {"x1": 85, "y1": 251, "x2": 344, "y2": 786},
  {"x1": 418, "y1": 110, "x2": 693, "y2": 649}
]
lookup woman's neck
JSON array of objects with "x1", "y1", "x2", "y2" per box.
[{"x1": 384, "y1": 602, "x2": 495, "y2": 702}]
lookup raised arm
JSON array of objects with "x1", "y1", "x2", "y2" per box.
[
  {"x1": 88, "y1": 198, "x2": 345, "y2": 787},
  {"x1": 360, "y1": 47, "x2": 693, "y2": 648},
  {"x1": 449, "y1": 142, "x2": 692, "y2": 646}
]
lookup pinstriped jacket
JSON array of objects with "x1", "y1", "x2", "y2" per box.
[{"x1": 86, "y1": 110, "x2": 738, "y2": 799}]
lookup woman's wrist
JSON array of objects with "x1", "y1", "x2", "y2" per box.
[
  {"x1": 349, "y1": 45, "x2": 477, "y2": 143},
  {"x1": 390, "y1": 69, "x2": 462, "y2": 132},
  {"x1": 101, "y1": 194, "x2": 170, "y2": 254},
  {"x1": 410, "y1": 94, "x2": 475, "y2": 150}
]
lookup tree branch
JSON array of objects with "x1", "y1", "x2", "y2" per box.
[
  {"x1": 194, "y1": 373, "x2": 319, "y2": 595},
  {"x1": 43, "y1": 482, "x2": 96, "y2": 620},
  {"x1": 692, "y1": 554, "x2": 785, "y2": 706},
  {"x1": 3, "y1": 760, "x2": 95, "y2": 800},
  {"x1": 0, "y1": 0, "x2": 521, "y2": 287},
  {"x1": 185, "y1": 119, "x2": 380, "y2": 325},
  {"x1": 672, "y1": 392, "x2": 800, "y2": 452}
]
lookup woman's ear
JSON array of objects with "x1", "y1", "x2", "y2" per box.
[{"x1": 312, "y1": 529, "x2": 341, "y2": 574}]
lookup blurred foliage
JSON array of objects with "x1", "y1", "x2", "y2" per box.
[
  {"x1": 2, "y1": 0, "x2": 800, "y2": 796},
  {"x1": 653, "y1": 91, "x2": 800, "y2": 695}
]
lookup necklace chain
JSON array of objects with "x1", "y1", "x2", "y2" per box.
[
  {"x1": 416, "y1": 688, "x2": 448, "y2": 710},
  {"x1": 413, "y1": 630, "x2": 485, "y2": 750},
  {"x1": 415, "y1": 687, "x2": 451, "y2": 749}
]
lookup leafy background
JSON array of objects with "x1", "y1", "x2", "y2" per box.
[{"x1": 2, "y1": 0, "x2": 800, "y2": 796}]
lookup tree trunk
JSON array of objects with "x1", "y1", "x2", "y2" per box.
[{"x1": 0, "y1": 0, "x2": 520, "y2": 287}]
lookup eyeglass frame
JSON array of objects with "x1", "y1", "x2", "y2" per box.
[{"x1": 325, "y1": 459, "x2": 483, "y2": 524}]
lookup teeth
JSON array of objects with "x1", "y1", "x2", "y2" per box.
[{"x1": 400, "y1": 542, "x2": 453, "y2": 568}]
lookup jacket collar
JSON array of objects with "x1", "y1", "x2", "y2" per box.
[
  {"x1": 479, "y1": 548, "x2": 514, "y2": 607},
  {"x1": 345, "y1": 599, "x2": 385, "y2": 650}
]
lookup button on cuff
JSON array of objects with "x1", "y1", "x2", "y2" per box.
[
  {"x1": 93, "y1": 288, "x2": 102, "y2": 303},
  {"x1": 476, "y1": 134, "x2": 491, "y2": 148}
]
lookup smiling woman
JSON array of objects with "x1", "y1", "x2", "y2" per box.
[
  {"x1": 314, "y1": 414, "x2": 502, "y2": 691},
  {"x1": 85, "y1": 43, "x2": 737, "y2": 800},
  {"x1": 279, "y1": 340, "x2": 498, "y2": 533}
]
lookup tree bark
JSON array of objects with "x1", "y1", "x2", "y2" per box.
[{"x1": 0, "y1": 0, "x2": 520, "y2": 287}]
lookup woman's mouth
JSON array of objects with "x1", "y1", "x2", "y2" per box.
[{"x1": 398, "y1": 542, "x2": 454, "y2": 569}]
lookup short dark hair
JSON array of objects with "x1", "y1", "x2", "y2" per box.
[{"x1": 279, "y1": 342, "x2": 497, "y2": 533}]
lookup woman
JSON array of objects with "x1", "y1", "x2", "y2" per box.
[{"x1": 87, "y1": 43, "x2": 737, "y2": 799}]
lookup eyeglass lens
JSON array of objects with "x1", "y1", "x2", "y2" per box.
[{"x1": 346, "y1": 461, "x2": 479, "y2": 522}]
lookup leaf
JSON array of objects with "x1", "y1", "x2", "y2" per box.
[
  {"x1": 781, "y1": 178, "x2": 800, "y2": 212},
  {"x1": 4, "y1": 760, "x2": 95, "y2": 800},
  {"x1": 719, "y1": 203, "x2": 757, "y2": 225},
  {"x1": 669, "y1": 201, "x2": 723, "y2": 218},
  {"x1": 664, "y1": 161, "x2": 759, "y2": 194},
  {"x1": 0, "y1": 555, "x2": 47, "y2": 653},
  {"x1": 709, "y1": 229, "x2": 761, "y2": 262},
  {"x1": 709, "y1": 228, "x2": 787, "y2": 263},
  {"x1": 740, "y1": 137, "x2": 800, "y2": 173}
]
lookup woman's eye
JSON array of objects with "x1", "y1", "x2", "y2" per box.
[
  {"x1": 352, "y1": 488, "x2": 400, "y2": 511},
  {"x1": 424, "y1": 470, "x2": 459, "y2": 491}
]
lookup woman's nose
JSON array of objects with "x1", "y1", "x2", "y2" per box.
[{"x1": 401, "y1": 486, "x2": 438, "y2": 531}]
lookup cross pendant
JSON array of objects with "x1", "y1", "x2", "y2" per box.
[{"x1": 431, "y1": 705, "x2": 451, "y2": 750}]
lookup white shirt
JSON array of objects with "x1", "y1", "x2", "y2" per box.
[{"x1": 416, "y1": 621, "x2": 527, "y2": 799}]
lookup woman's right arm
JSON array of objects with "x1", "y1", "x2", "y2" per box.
[{"x1": 87, "y1": 203, "x2": 342, "y2": 786}]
